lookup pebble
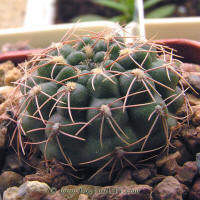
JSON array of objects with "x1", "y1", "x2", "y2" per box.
[
  {"x1": 180, "y1": 183, "x2": 189, "y2": 199},
  {"x1": 181, "y1": 126, "x2": 200, "y2": 154},
  {"x1": 60, "y1": 184, "x2": 101, "y2": 200},
  {"x1": 192, "y1": 109, "x2": 200, "y2": 126},
  {"x1": 175, "y1": 161, "x2": 198, "y2": 185},
  {"x1": 132, "y1": 168, "x2": 152, "y2": 184},
  {"x1": 185, "y1": 73, "x2": 200, "y2": 92},
  {"x1": 196, "y1": 152, "x2": 200, "y2": 174},
  {"x1": 161, "y1": 158, "x2": 179, "y2": 176},
  {"x1": 19, "y1": 181, "x2": 50, "y2": 200},
  {"x1": 0, "y1": 171, "x2": 23, "y2": 193},
  {"x1": 42, "y1": 191, "x2": 66, "y2": 200},
  {"x1": 3, "y1": 181, "x2": 51, "y2": 200},
  {"x1": 0, "y1": 86, "x2": 16, "y2": 101},
  {"x1": 145, "y1": 175, "x2": 166, "y2": 187},
  {"x1": 24, "y1": 171, "x2": 52, "y2": 188},
  {"x1": 78, "y1": 194, "x2": 89, "y2": 200},
  {"x1": 4, "y1": 154, "x2": 24, "y2": 171},
  {"x1": 91, "y1": 185, "x2": 152, "y2": 200},
  {"x1": 180, "y1": 63, "x2": 200, "y2": 73},
  {"x1": 3, "y1": 186, "x2": 19, "y2": 200},
  {"x1": 0, "y1": 86, "x2": 21, "y2": 115},
  {"x1": 189, "y1": 177, "x2": 200, "y2": 200},
  {"x1": 4, "y1": 68, "x2": 22, "y2": 86},
  {"x1": 172, "y1": 140, "x2": 193, "y2": 165},
  {"x1": 114, "y1": 169, "x2": 136, "y2": 186},
  {"x1": 0, "y1": 126, "x2": 7, "y2": 148},
  {"x1": 180, "y1": 62, "x2": 200, "y2": 93},
  {"x1": 0, "y1": 61, "x2": 21, "y2": 86},
  {"x1": 153, "y1": 176, "x2": 183, "y2": 200}
]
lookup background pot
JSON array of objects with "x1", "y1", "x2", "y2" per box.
[{"x1": 155, "y1": 38, "x2": 200, "y2": 64}]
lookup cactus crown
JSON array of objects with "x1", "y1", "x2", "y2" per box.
[{"x1": 11, "y1": 28, "x2": 190, "y2": 184}]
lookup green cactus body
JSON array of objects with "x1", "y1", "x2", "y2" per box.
[
  {"x1": 56, "y1": 82, "x2": 89, "y2": 119},
  {"x1": 87, "y1": 68, "x2": 120, "y2": 98},
  {"x1": 163, "y1": 86, "x2": 184, "y2": 113},
  {"x1": 49, "y1": 44, "x2": 75, "y2": 58},
  {"x1": 37, "y1": 58, "x2": 65, "y2": 79},
  {"x1": 119, "y1": 68, "x2": 155, "y2": 104},
  {"x1": 94, "y1": 51, "x2": 108, "y2": 63},
  {"x1": 15, "y1": 31, "x2": 186, "y2": 183},
  {"x1": 24, "y1": 82, "x2": 58, "y2": 119},
  {"x1": 104, "y1": 60, "x2": 125, "y2": 72},
  {"x1": 118, "y1": 48, "x2": 152, "y2": 70},
  {"x1": 129, "y1": 95, "x2": 167, "y2": 136},
  {"x1": 148, "y1": 59, "x2": 180, "y2": 95}
]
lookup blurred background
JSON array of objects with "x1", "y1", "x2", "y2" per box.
[
  {"x1": 55, "y1": 0, "x2": 200, "y2": 24},
  {"x1": 0, "y1": 0, "x2": 27, "y2": 28},
  {"x1": 0, "y1": 0, "x2": 200, "y2": 29}
]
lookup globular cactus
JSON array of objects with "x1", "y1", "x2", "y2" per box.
[{"x1": 13, "y1": 29, "x2": 188, "y2": 182}]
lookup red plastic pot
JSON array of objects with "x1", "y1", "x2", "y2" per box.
[
  {"x1": 0, "y1": 39, "x2": 199, "y2": 65},
  {"x1": 0, "y1": 49, "x2": 42, "y2": 65},
  {"x1": 155, "y1": 38, "x2": 200, "y2": 65}
]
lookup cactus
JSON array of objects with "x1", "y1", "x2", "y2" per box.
[{"x1": 13, "y1": 29, "x2": 188, "y2": 182}]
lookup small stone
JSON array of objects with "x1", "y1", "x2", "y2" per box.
[
  {"x1": 180, "y1": 184, "x2": 189, "y2": 199},
  {"x1": 42, "y1": 191, "x2": 66, "y2": 200},
  {"x1": 180, "y1": 63, "x2": 200, "y2": 73},
  {"x1": 187, "y1": 94, "x2": 200, "y2": 106},
  {"x1": 181, "y1": 67, "x2": 200, "y2": 93},
  {"x1": 49, "y1": 160, "x2": 65, "y2": 177},
  {"x1": 172, "y1": 140, "x2": 193, "y2": 165},
  {"x1": 4, "y1": 154, "x2": 24, "y2": 171},
  {"x1": 0, "y1": 61, "x2": 14, "y2": 86},
  {"x1": 0, "y1": 86, "x2": 15, "y2": 101},
  {"x1": 175, "y1": 161, "x2": 198, "y2": 184},
  {"x1": 186, "y1": 73, "x2": 200, "y2": 92},
  {"x1": 4, "y1": 67, "x2": 22, "y2": 86},
  {"x1": 92, "y1": 185, "x2": 152, "y2": 200},
  {"x1": 181, "y1": 126, "x2": 200, "y2": 154},
  {"x1": 0, "y1": 86, "x2": 21, "y2": 115},
  {"x1": 196, "y1": 152, "x2": 200, "y2": 174},
  {"x1": 189, "y1": 177, "x2": 200, "y2": 200},
  {"x1": 0, "y1": 171, "x2": 23, "y2": 193},
  {"x1": 3, "y1": 186, "x2": 19, "y2": 200},
  {"x1": 132, "y1": 168, "x2": 152, "y2": 183},
  {"x1": 185, "y1": 63, "x2": 200, "y2": 72},
  {"x1": 0, "y1": 126, "x2": 7, "y2": 148},
  {"x1": 192, "y1": 109, "x2": 200, "y2": 126},
  {"x1": 153, "y1": 176, "x2": 183, "y2": 200},
  {"x1": 156, "y1": 152, "x2": 180, "y2": 167},
  {"x1": 17, "y1": 181, "x2": 50, "y2": 200},
  {"x1": 114, "y1": 169, "x2": 136, "y2": 186},
  {"x1": 24, "y1": 171, "x2": 53, "y2": 187},
  {"x1": 145, "y1": 175, "x2": 166, "y2": 187},
  {"x1": 60, "y1": 185, "x2": 100, "y2": 200},
  {"x1": 78, "y1": 194, "x2": 89, "y2": 200},
  {"x1": 0, "y1": 61, "x2": 22, "y2": 86},
  {"x1": 161, "y1": 158, "x2": 179, "y2": 176}
]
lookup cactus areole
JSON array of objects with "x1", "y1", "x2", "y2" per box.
[{"x1": 15, "y1": 29, "x2": 186, "y2": 181}]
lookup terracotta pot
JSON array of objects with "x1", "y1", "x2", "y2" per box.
[
  {"x1": 0, "y1": 39, "x2": 199, "y2": 65},
  {"x1": 0, "y1": 49, "x2": 42, "y2": 64},
  {"x1": 155, "y1": 38, "x2": 200, "y2": 65}
]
